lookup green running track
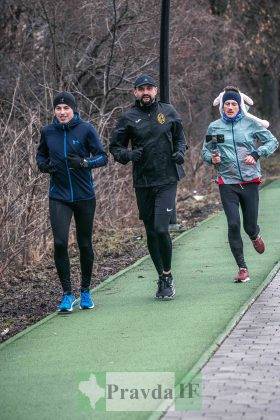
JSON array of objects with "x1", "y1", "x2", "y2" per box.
[{"x1": 1, "y1": 180, "x2": 280, "y2": 420}]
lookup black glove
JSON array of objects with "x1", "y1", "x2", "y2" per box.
[
  {"x1": 38, "y1": 163, "x2": 56, "y2": 174},
  {"x1": 172, "y1": 151, "x2": 184, "y2": 165},
  {"x1": 67, "y1": 154, "x2": 88, "y2": 169},
  {"x1": 250, "y1": 151, "x2": 260, "y2": 161},
  {"x1": 127, "y1": 148, "x2": 143, "y2": 162}
]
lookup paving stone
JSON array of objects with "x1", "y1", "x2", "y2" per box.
[
  {"x1": 163, "y1": 411, "x2": 183, "y2": 419},
  {"x1": 164, "y1": 269, "x2": 280, "y2": 419}
]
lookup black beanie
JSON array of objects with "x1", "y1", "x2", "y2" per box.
[
  {"x1": 53, "y1": 92, "x2": 77, "y2": 111},
  {"x1": 222, "y1": 90, "x2": 241, "y2": 106}
]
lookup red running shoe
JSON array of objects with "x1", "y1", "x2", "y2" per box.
[
  {"x1": 251, "y1": 235, "x2": 265, "y2": 254},
  {"x1": 234, "y1": 268, "x2": 250, "y2": 283}
]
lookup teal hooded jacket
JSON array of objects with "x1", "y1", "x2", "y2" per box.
[{"x1": 202, "y1": 115, "x2": 278, "y2": 184}]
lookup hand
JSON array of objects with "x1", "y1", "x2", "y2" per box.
[
  {"x1": 211, "y1": 153, "x2": 221, "y2": 165},
  {"x1": 244, "y1": 155, "x2": 256, "y2": 165},
  {"x1": 67, "y1": 154, "x2": 84, "y2": 169},
  {"x1": 128, "y1": 148, "x2": 143, "y2": 162},
  {"x1": 48, "y1": 164, "x2": 57, "y2": 174},
  {"x1": 172, "y1": 151, "x2": 184, "y2": 165},
  {"x1": 38, "y1": 163, "x2": 57, "y2": 174}
]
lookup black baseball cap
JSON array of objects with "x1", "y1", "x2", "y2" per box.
[{"x1": 134, "y1": 74, "x2": 157, "y2": 88}]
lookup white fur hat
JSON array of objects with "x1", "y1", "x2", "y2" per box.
[{"x1": 213, "y1": 90, "x2": 269, "y2": 128}]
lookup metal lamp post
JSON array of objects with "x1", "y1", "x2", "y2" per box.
[
  {"x1": 160, "y1": 0, "x2": 170, "y2": 104},
  {"x1": 160, "y1": 0, "x2": 181, "y2": 229}
]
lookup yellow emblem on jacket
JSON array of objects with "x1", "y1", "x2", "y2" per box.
[{"x1": 157, "y1": 113, "x2": 166, "y2": 124}]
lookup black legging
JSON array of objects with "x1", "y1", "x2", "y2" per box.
[
  {"x1": 144, "y1": 213, "x2": 173, "y2": 275},
  {"x1": 49, "y1": 198, "x2": 96, "y2": 293},
  {"x1": 219, "y1": 183, "x2": 260, "y2": 268},
  {"x1": 135, "y1": 183, "x2": 176, "y2": 276}
]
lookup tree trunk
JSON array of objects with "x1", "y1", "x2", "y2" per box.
[
  {"x1": 261, "y1": 73, "x2": 280, "y2": 123},
  {"x1": 209, "y1": 0, "x2": 229, "y2": 15}
]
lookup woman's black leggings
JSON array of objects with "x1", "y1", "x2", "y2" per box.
[
  {"x1": 49, "y1": 198, "x2": 96, "y2": 293},
  {"x1": 219, "y1": 183, "x2": 260, "y2": 268}
]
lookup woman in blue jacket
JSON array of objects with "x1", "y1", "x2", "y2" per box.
[
  {"x1": 37, "y1": 92, "x2": 108, "y2": 312},
  {"x1": 202, "y1": 86, "x2": 278, "y2": 283}
]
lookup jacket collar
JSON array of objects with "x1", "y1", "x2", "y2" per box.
[
  {"x1": 135, "y1": 99, "x2": 158, "y2": 113},
  {"x1": 52, "y1": 112, "x2": 82, "y2": 130},
  {"x1": 222, "y1": 111, "x2": 243, "y2": 124}
]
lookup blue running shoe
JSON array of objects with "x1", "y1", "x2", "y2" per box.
[
  {"x1": 57, "y1": 293, "x2": 76, "y2": 312},
  {"x1": 80, "y1": 290, "x2": 95, "y2": 309}
]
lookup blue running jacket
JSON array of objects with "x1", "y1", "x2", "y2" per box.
[{"x1": 36, "y1": 114, "x2": 108, "y2": 201}]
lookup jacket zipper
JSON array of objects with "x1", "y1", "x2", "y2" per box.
[
  {"x1": 64, "y1": 127, "x2": 74, "y2": 201},
  {"x1": 231, "y1": 122, "x2": 244, "y2": 182}
]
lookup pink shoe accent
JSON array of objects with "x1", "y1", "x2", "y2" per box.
[
  {"x1": 251, "y1": 235, "x2": 265, "y2": 254},
  {"x1": 234, "y1": 268, "x2": 250, "y2": 283}
]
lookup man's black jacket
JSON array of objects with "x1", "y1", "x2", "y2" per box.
[{"x1": 109, "y1": 100, "x2": 187, "y2": 188}]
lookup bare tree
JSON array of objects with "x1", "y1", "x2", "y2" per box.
[{"x1": 1, "y1": 0, "x2": 279, "y2": 275}]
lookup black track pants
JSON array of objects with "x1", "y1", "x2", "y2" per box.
[
  {"x1": 219, "y1": 183, "x2": 260, "y2": 268},
  {"x1": 49, "y1": 198, "x2": 96, "y2": 293},
  {"x1": 135, "y1": 183, "x2": 177, "y2": 275}
]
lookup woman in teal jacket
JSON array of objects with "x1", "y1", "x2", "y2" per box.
[{"x1": 202, "y1": 86, "x2": 278, "y2": 283}]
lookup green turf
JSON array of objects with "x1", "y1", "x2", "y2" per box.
[{"x1": 1, "y1": 180, "x2": 280, "y2": 420}]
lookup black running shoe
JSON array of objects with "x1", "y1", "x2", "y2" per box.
[
  {"x1": 155, "y1": 276, "x2": 165, "y2": 299},
  {"x1": 155, "y1": 274, "x2": 175, "y2": 299}
]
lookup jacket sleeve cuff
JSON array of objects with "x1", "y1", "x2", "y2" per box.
[
  {"x1": 87, "y1": 153, "x2": 108, "y2": 169},
  {"x1": 38, "y1": 163, "x2": 50, "y2": 173},
  {"x1": 250, "y1": 151, "x2": 260, "y2": 161}
]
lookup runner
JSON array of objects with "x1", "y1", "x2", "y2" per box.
[
  {"x1": 110, "y1": 75, "x2": 187, "y2": 299},
  {"x1": 36, "y1": 92, "x2": 107, "y2": 311},
  {"x1": 202, "y1": 86, "x2": 278, "y2": 282}
]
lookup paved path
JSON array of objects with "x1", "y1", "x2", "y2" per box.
[
  {"x1": 1, "y1": 180, "x2": 280, "y2": 420},
  {"x1": 164, "y1": 269, "x2": 280, "y2": 419}
]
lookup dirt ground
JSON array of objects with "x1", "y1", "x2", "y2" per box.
[{"x1": 0, "y1": 188, "x2": 222, "y2": 343}]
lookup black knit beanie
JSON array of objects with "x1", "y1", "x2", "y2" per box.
[
  {"x1": 222, "y1": 90, "x2": 241, "y2": 106},
  {"x1": 53, "y1": 92, "x2": 77, "y2": 111}
]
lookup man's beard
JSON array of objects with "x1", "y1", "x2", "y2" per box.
[{"x1": 140, "y1": 95, "x2": 153, "y2": 106}]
